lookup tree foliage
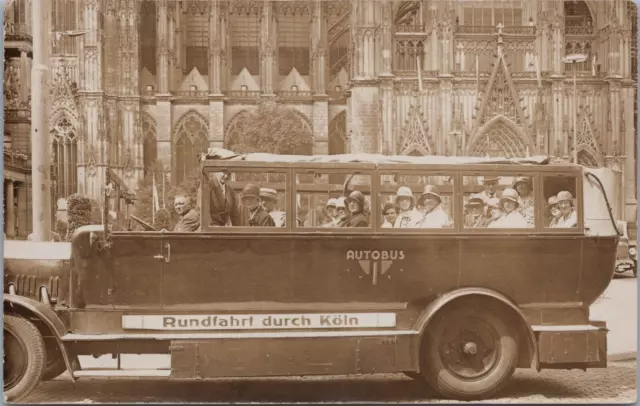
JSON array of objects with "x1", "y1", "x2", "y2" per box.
[
  {"x1": 226, "y1": 105, "x2": 314, "y2": 155},
  {"x1": 66, "y1": 194, "x2": 92, "y2": 241}
]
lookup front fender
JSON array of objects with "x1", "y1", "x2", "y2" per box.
[
  {"x1": 414, "y1": 287, "x2": 539, "y2": 370},
  {"x1": 4, "y1": 294, "x2": 77, "y2": 380}
]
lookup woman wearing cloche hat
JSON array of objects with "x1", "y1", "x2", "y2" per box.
[
  {"x1": 551, "y1": 191, "x2": 577, "y2": 228},
  {"x1": 413, "y1": 185, "x2": 452, "y2": 228},
  {"x1": 487, "y1": 188, "x2": 529, "y2": 228},
  {"x1": 393, "y1": 186, "x2": 421, "y2": 228}
]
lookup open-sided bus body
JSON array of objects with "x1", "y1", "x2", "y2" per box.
[{"x1": 4, "y1": 151, "x2": 619, "y2": 402}]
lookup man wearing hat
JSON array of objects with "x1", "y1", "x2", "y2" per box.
[
  {"x1": 465, "y1": 193, "x2": 489, "y2": 228},
  {"x1": 207, "y1": 171, "x2": 241, "y2": 227},
  {"x1": 393, "y1": 186, "x2": 420, "y2": 228},
  {"x1": 487, "y1": 188, "x2": 529, "y2": 228},
  {"x1": 552, "y1": 191, "x2": 577, "y2": 228},
  {"x1": 343, "y1": 190, "x2": 369, "y2": 227},
  {"x1": 241, "y1": 184, "x2": 275, "y2": 227},
  {"x1": 260, "y1": 187, "x2": 286, "y2": 227},
  {"x1": 478, "y1": 176, "x2": 502, "y2": 202},
  {"x1": 513, "y1": 177, "x2": 534, "y2": 227},
  {"x1": 172, "y1": 193, "x2": 201, "y2": 232},
  {"x1": 414, "y1": 185, "x2": 451, "y2": 228},
  {"x1": 546, "y1": 196, "x2": 562, "y2": 227}
]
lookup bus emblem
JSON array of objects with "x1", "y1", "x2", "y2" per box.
[{"x1": 346, "y1": 250, "x2": 405, "y2": 285}]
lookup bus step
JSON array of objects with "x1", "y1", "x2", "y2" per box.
[{"x1": 73, "y1": 369, "x2": 171, "y2": 378}]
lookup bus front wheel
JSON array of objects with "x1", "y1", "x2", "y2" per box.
[
  {"x1": 4, "y1": 315, "x2": 46, "y2": 402},
  {"x1": 420, "y1": 300, "x2": 518, "y2": 400}
]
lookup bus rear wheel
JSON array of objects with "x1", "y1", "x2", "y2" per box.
[
  {"x1": 420, "y1": 300, "x2": 518, "y2": 400},
  {"x1": 4, "y1": 315, "x2": 46, "y2": 402}
]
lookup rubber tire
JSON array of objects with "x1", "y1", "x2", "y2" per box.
[
  {"x1": 4, "y1": 315, "x2": 46, "y2": 402},
  {"x1": 420, "y1": 301, "x2": 519, "y2": 401}
]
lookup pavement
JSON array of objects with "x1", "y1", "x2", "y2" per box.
[{"x1": 591, "y1": 277, "x2": 637, "y2": 360}]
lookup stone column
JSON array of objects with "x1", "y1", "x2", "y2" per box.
[
  {"x1": 174, "y1": 1, "x2": 182, "y2": 86},
  {"x1": 348, "y1": 0, "x2": 380, "y2": 153},
  {"x1": 259, "y1": 1, "x2": 277, "y2": 95},
  {"x1": 156, "y1": 0, "x2": 170, "y2": 95},
  {"x1": 310, "y1": 0, "x2": 327, "y2": 95},
  {"x1": 19, "y1": 49, "x2": 29, "y2": 104},
  {"x1": 6, "y1": 180, "x2": 16, "y2": 238},
  {"x1": 16, "y1": 182, "x2": 28, "y2": 238},
  {"x1": 209, "y1": 0, "x2": 222, "y2": 95},
  {"x1": 550, "y1": 3, "x2": 564, "y2": 76},
  {"x1": 550, "y1": 79, "x2": 564, "y2": 156},
  {"x1": 167, "y1": 5, "x2": 176, "y2": 90},
  {"x1": 379, "y1": 0, "x2": 395, "y2": 155}
]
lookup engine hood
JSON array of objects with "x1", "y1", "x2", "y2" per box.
[{"x1": 4, "y1": 240, "x2": 72, "y2": 260}]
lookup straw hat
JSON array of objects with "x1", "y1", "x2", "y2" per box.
[
  {"x1": 326, "y1": 198, "x2": 338, "y2": 208},
  {"x1": 512, "y1": 177, "x2": 532, "y2": 189},
  {"x1": 482, "y1": 176, "x2": 500, "y2": 184},
  {"x1": 259, "y1": 188, "x2": 278, "y2": 201}
]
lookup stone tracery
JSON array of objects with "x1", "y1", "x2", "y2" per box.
[{"x1": 173, "y1": 111, "x2": 210, "y2": 184}]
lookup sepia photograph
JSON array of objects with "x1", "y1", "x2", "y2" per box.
[{"x1": 2, "y1": 0, "x2": 638, "y2": 403}]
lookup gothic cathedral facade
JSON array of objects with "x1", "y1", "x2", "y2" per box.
[{"x1": 3, "y1": 0, "x2": 638, "y2": 222}]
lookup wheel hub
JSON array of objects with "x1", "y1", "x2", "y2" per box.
[{"x1": 463, "y1": 342, "x2": 478, "y2": 355}]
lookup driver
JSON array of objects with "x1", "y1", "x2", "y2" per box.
[{"x1": 172, "y1": 194, "x2": 200, "y2": 232}]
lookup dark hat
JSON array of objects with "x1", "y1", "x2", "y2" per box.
[
  {"x1": 345, "y1": 190, "x2": 366, "y2": 208},
  {"x1": 465, "y1": 193, "x2": 486, "y2": 208},
  {"x1": 241, "y1": 184, "x2": 261, "y2": 200}
]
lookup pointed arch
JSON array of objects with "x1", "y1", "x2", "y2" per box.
[
  {"x1": 328, "y1": 110, "x2": 347, "y2": 155},
  {"x1": 51, "y1": 114, "x2": 78, "y2": 198},
  {"x1": 172, "y1": 110, "x2": 209, "y2": 184},
  {"x1": 466, "y1": 115, "x2": 534, "y2": 158},
  {"x1": 575, "y1": 107, "x2": 603, "y2": 167},
  {"x1": 577, "y1": 149, "x2": 599, "y2": 168},
  {"x1": 141, "y1": 112, "x2": 157, "y2": 176},
  {"x1": 224, "y1": 109, "x2": 254, "y2": 150},
  {"x1": 397, "y1": 104, "x2": 434, "y2": 156}
]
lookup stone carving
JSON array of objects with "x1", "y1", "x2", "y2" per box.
[
  {"x1": 397, "y1": 103, "x2": 434, "y2": 156},
  {"x1": 3, "y1": 62, "x2": 20, "y2": 109}
]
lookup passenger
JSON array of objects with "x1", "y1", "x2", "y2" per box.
[
  {"x1": 478, "y1": 176, "x2": 502, "y2": 201},
  {"x1": 513, "y1": 177, "x2": 534, "y2": 227},
  {"x1": 260, "y1": 188, "x2": 286, "y2": 227},
  {"x1": 393, "y1": 186, "x2": 420, "y2": 228},
  {"x1": 172, "y1": 194, "x2": 200, "y2": 232},
  {"x1": 335, "y1": 197, "x2": 350, "y2": 227},
  {"x1": 381, "y1": 202, "x2": 398, "y2": 228},
  {"x1": 241, "y1": 184, "x2": 275, "y2": 227},
  {"x1": 465, "y1": 193, "x2": 489, "y2": 228},
  {"x1": 485, "y1": 197, "x2": 503, "y2": 227},
  {"x1": 546, "y1": 196, "x2": 562, "y2": 227},
  {"x1": 322, "y1": 198, "x2": 340, "y2": 227},
  {"x1": 552, "y1": 191, "x2": 577, "y2": 228},
  {"x1": 413, "y1": 185, "x2": 451, "y2": 228},
  {"x1": 344, "y1": 190, "x2": 369, "y2": 227},
  {"x1": 208, "y1": 171, "x2": 241, "y2": 227},
  {"x1": 487, "y1": 188, "x2": 529, "y2": 228}
]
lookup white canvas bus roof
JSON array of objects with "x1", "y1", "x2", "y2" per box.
[{"x1": 201, "y1": 148, "x2": 578, "y2": 167}]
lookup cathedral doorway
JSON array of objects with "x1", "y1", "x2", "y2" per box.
[{"x1": 467, "y1": 117, "x2": 531, "y2": 158}]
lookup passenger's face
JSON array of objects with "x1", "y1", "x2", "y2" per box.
[
  {"x1": 471, "y1": 206, "x2": 483, "y2": 217},
  {"x1": 348, "y1": 201, "x2": 359, "y2": 213},
  {"x1": 337, "y1": 207, "x2": 347, "y2": 218},
  {"x1": 490, "y1": 207, "x2": 502, "y2": 218},
  {"x1": 503, "y1": 200, "x2": 517, "y2": 213},
  {"x1": 516, "y1": 183, "x2": 531, "y2": 197},
  {"x1": 484, "y1": 182, "x2": 498, "y2": 194},
  {"x1": 174, "y1": 196, "x2": 190, "y2": 215},
  {"x1": 242, "y1": 196, "x2": 260, "y2": 211},
  {"x1": 327, "y1": 206, "x2": 337, "y2": 217},
  {"x1": 558, "y1": 200, "x2": 572, "y2": 215},
  {"x1": 397, "y1": 197, "x2": 411, "y2": 211},
  {"x1": 551, "y1": 206, "x2": 562, "y2": 218},
  {"x1": 423, "y1": 197, "x2": 439, "y2": 213},
  {"x1": 384, "y1": 208, "x2": 398, "y2": 224},
  {"x1": 263, "y1": 199, "x2": 276, "y2": 212}
]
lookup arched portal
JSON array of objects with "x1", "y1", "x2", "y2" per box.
[
  {"x1": 467, "y1": 116, "x2": 533, "y2": 158},
  {"x1": 173, "y1": 111, "x2": 209, "y2": 184},
  {"x1": 328, "y1": 110, "x2": 347, "y2": 155},
  {"x1": 51, "y1": 116, "x2": 78, "y2": 198},
  {"x1": 141, "y1": 113, "x2": 157, "y2": 176}
]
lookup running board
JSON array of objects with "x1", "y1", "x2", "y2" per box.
[{"x1": 73, "y1": 369, "x2": 171, "y2": 378}]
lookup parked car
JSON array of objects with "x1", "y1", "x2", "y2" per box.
[{"x1": 615, "y1": 220, "x2": 636, "y2": 277}]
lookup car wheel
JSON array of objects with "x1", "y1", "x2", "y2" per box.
[
  {"x1": 4, "y1": 315, "x2": 46, "y2": 402},
  {"x1": 420, "y1": 300, "x2": 518, "y2": 400}
]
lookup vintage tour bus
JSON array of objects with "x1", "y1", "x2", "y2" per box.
[{"x1": 4, "y1": 149, "x2": 621, "y2": 401}]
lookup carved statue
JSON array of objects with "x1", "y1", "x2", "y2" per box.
[{"x1": 3, "y1": 63, "x2": 20, "y2": 109}]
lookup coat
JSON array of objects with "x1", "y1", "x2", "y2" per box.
[
  {"x1": 344, "y1": 212, "x2": 369, "y2": 227},
  {"x1": 552, "y1": 210, "x2": 577, "y2": 228},
  {"x1": 246, "y1": 206, "x2": 276, "y2": 227},
  {"x1": 173, "y1": 208, "x2": 200, "y2": 232},
  {"x1": 467, "y1": 214, "x2": 490, "y2": 228},
  {"x1": 414, "y1": 206, "x2": 451, "y2": 228},
  {"x1": 208, "y1": 179, "x2": 241, "y2": 227},
  {"x1": 487, "y1": 210, "x2": 529, "y2": 228}
]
